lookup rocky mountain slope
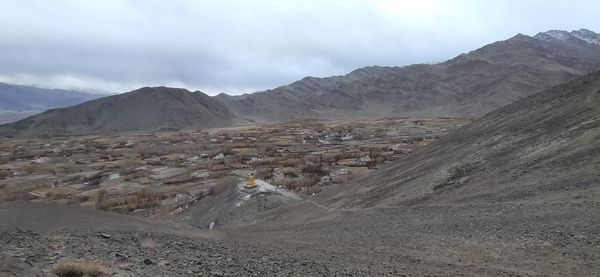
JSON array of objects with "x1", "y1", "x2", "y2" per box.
[
  {"x1": 321, "y1": 69, "x2": 600, "y2": 209},
  {"x1": 222, "y1": 29, "x2": 600, "y2": 121},
  {"x1": 0, "y1": 87, "x2": 233, "y2": 136}
]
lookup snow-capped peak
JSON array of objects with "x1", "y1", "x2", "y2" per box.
[
  {"x1": 534, "y1": 29, "x2": 600, "y2": 46},
  {"x1": 534, "y1": 30, "x2": 572, "y2": 42},
  {"x1": 571, "y1": 29, "x2": 600, "y2": 45}
]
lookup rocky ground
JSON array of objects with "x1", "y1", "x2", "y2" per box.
[
  {"x1": 1, "y1": 198, "x2": 599, "y2": 276},
  {"x1": 2, "y1": 229, "x2": 353, "y2": 276}
]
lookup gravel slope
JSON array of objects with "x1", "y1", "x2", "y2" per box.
[{"x1": 2, "y1": 199, "x2": 598, "y2": 276}]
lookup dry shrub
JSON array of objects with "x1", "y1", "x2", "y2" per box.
[
  {"x1": 446, "y1": 162, "x2": 475, "y2": 182},
  {"x1": 46, "y1": 187, "x2": 79, "y2": 199},
  {"x1": 255, "y1": 167, "x2": 273, "y2": 179},
  {"x1": 95, "y1": 189, "x2": 107, "y2": 210},
  {"x1": 2, "y1": 191, "x2": 39, "y2": 201},
  {"x1": 302, "y1": 162, "x2": 325, "y2": 175},
  {"x1": 50, "y1": 259, "x2": 108, "y2": 277},
  {"x1": 95, "y1": 189, "x2": 171, "y2": 213},
  {"x1": 0, "y1": 169, "x2": 13, "y2": 179},
  {"x1": 77, "y1": 194, "x2": 91, "y2": 202},
  {"x1": 141, "y1": 239, "x2": 156, "y2": 248},
  {"x1": 434, "y1": 162, "x2": 476, "y2": 190},
  {"x1": 209, "y1": 170, "x2": 228, "y2": 179},
  {"x1": 280, "y1": 160, "x2": 298, "y2": 168}
]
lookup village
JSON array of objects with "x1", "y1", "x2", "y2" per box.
[{"x1": 0, "y1": 117, "x2": 469, "y2": 220}]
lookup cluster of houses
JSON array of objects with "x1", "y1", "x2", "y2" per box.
[{"x1": 0, "y1": 118, "x2": 468, "y2": 213}]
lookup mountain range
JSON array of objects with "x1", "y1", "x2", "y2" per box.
[
  {"x1": 1, "y1": 28, "x2": 599, "y2": 137},
  {"x1": 0, "y1": 83, "x2": 103, "y2": 113},
  {"x1": 0, "y1": 83, "x2": 105, "y2": 124},
  {"x1": 220, "y1": 28, "x2": 600, "y2": 121}
]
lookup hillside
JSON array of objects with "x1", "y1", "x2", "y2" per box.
[
  {"x1": 0, "y1": 87, "x2": 233, "y2": 136},
  {"x1": 217, "y1": 69, "x2": 600, "y2": 275},
  {"x1": 321, "y1": 69, "x2": 600, "y2": 209}
]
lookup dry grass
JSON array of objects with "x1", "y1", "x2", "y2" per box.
[
  {"x1": 446, "y1": 162, "x2": 475, "y2": 183},
  {"x1": 95, "y1": 189, "x2": 173, "y2": 213},
  {"x1": 77, "y1": 194, "x2": 91, "y2": 202},
  {"x1": 46, "y1": 187, "x2": 79, "y2": 199},
  {"x1": 2, "y1": 191, "x2": 39, "y2": 201},
  {"x1": 433, "y1": 162, "x2": 476, "y2": 190},
  {"x1": 2, "y1": 180, "x2": 49, "y2": 196},
  {"x1": 50, "y1": 259, "x2": 108, "y2": 277},
  {"x1": 141, "y1": 239, "x2": 156, "y2": 248}
]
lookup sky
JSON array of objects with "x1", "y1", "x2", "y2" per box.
[{"x1": 0, "y1": 0, "x2": 599, "y2": 95}]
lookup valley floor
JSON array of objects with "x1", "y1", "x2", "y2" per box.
[{"x1": 1, "y1": 112, "x2": 598, "y2": 276}]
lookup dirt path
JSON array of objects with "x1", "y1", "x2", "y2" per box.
[
  {"x1": 306, "y1": 198, "x2": 600, "y2": 212},
  {"x1": 0, "y1": 201, "x2": 217, "y2": 239}
]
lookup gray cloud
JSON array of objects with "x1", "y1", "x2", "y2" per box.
[{"x1": 1, "y1": 0, "x2": 599, "y2": 95}]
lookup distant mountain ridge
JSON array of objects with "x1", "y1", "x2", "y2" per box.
[
  {"x1": 0, "y1": 83, "x2": 104, "y2": 112},
  {"x1": 0, "y1": 87, "x2": 233, "y2": 136},
  {"x1": 1, "y1": 28, "x2": 600, "y2": 136},
  {"x1": 0, "y1": 83, "x2": 106, "y2": 124},
  {"x1": 220, "y1": 28, "x2": 600, "y2": 121}
]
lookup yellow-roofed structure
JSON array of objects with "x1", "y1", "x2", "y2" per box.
[{"x1": 244, "y1": 174, "x2": 257, "y2": 190}]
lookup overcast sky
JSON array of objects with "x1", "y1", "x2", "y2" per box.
[{"x1": 1, "y1": 0, "x2": 599, "y2": 95}]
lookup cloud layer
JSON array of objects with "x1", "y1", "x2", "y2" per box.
[{"x1": 1, "y1": 0, "x2": 599, "y2": 94}]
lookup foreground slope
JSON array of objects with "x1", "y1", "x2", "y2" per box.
[
  {"x1": 323, "y1": 69, "x2": 600, "y2": 209},
  {"x1": 0, "y1": 87, "x2": 233, "y2": 136}
]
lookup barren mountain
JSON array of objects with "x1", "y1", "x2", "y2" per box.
[
  {"x1": 322, "y1": 69, "x2": 600, "y2": 209},
  {"x1": 0, "y1": 87, "x2": 233, "y2": 137},
  {"x1": 222, "y1": 29, "x2": 600, "y2": 121}
]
